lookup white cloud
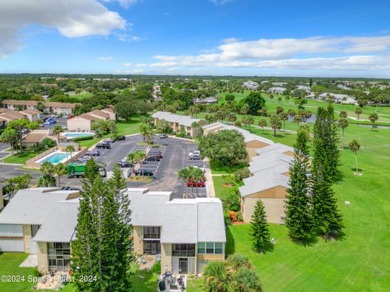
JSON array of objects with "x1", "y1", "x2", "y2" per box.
[
  {"x1": 147, "y1": 35, "x2": 390, "y2": 73},
  {"x1": 102, "y1": 0, "x2": 138, "y2": 9},
  {"x1": 210, "y1": 0, "x2": 233, "y2": 5},
  {"x1": 0, "y1": 0, "x2": 127, "y2": 57},
  {"x1": 98, "y1": 56, "x2": 113, "y2": 61},
  {"x1": 116, "y1": 32, "x2": 142, "y2": 42}
]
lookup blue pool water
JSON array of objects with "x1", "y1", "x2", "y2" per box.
[
  {"x1": 39, "y1": 153, "x2": 69, "y2": 164},
  {"x1": 63, "y1": 133, "x2": 94, "y2": 138}
]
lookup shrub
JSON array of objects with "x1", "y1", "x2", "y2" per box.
[
  {"x1": 150, "y1": 261, "x2": 161, "y2": 274},
  {"x1": 224, "y1": 190, "x2": 241, "y2": 212},
  {"x1": 234, "y1": 167, "x2": 250, "y2": 182},
  {"x1": 73, "y1": 135, "x2": 94, "y2": 142}
]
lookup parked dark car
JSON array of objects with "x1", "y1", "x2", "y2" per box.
[
  {"x1": 115, "y1": 135, "x2": 126, "y2": 141},
  {"x1": 159, "y1": 134, "x2": 168, "y2": 139},
  {"x1": 135, "y1": 169, "x2": 154, "y2": 176},
  {"x1": 148, "y1": 151, "x2": 163, "y2": 158},
  {"x1": 86, "y1": 150, "x2": 100, "y2": 156},
  {"x1": 145, "y1": 155, "x2": 160, "y2": 162},
  {"x1": 118, "y1": 161, "x2": 132, "y2": 168},
  {"x1": 96, "y1": 141, "x2": 111, "y2": 149}
]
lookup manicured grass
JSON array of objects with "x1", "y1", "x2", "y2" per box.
[
  {"x1": 187, "y1": 278, "x2": 203, "y2": 291},
  {"x1": 222, "y1": 125, "x2": 390, "y2": 291},
  {"x1": 116, "y1": 118, "x2": 142, "y2": 136},
  {"x1": 212, "y1": 176, "x2": 237, "y2": 201},
  {"x1": 1, "y1": 150, "x2": 46, "y2": 164},
  {"x1": 78, "y1": 118, "x2": 142, "y2": 148},
  {"x1": 67, "y1": 91, "x2": 93, "y2": 99},
  {"x1": 129, "y1": 267, "x2": 159, "y2": 292},
  {"x1": 0, "y1": 253, "x2": 39, "y2": 291}
]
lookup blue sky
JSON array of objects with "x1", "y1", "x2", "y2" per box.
[{"x1": 1, "y1": 0, "x2": 390, "y2": 77}]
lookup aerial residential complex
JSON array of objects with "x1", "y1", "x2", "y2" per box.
[{"x1": 0, "y1": 187, "x2": 225, "y2": 275}]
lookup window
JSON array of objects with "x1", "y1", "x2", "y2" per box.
[
  {"x1": 197, "y1": 242, "x2": 224, "y2": 254},
  {"x1": 197, "y1": 243, "x2": 205, "y2": 254},
  {"x1": 144, "y1": 241, "x2": 161, "y2": 255},
  {"x1": 172, "y1": 244, "x2": 195, "y2": 257},
  {"x1": 48, "y1": 242, "x2": 71, "y2": 272},
  {"x1": 215, "y1": 243, "x2": 223, "y2": 254},
  {"x1": 143, "y1": 227, "x2": 161, "y2": 239},
  {"x1": 206, "y1": 243, "x2": 214, "y2": 254}
]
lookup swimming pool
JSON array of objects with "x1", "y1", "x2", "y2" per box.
[
  {"x1": 37, "y1": 152, "x2": 70, "y2": 164},
  {"x1": 62, "y1": 132, "x2": 94, "y2": 139}
]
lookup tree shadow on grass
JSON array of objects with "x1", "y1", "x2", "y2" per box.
[
  {"x1": 290, "y1": 234, "x2": 319, "y2": 247},
  {"x1": 225, "y1": 226, "x2": 235, "y2": 256}
]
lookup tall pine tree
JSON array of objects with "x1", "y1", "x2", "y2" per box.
[
  {"x1": 250, "y1": 200, "x2": 271, "y2": 253},
  {"x1": 311, "y1": 139, "x2": 344, "y2": 239},
  {"x1": 313, "y1": 106, "x2": 340, "y2": 182},
  {"x1": 285, "y1": 129, "x2": 314, "y2": 243},
  {"x1": 72, "y1": 161, "x2": 133, "y2": 291}
]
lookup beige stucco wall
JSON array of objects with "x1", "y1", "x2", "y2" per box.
[
  {"x1": 203, "y1": 125, "x2": 224, "y2": 136},
  {"x1": 161, "y1": 243, "x2": 172, "y2": 274},
  {"x1": 197, "y1": 254, "x2": 225, "y2": 261},
  {"x1": 67, "y1": 117, "x2": 92, "y2": 131},
  {"x1": 243, "y1": 197, "x2": 286, "y2": 224},
  {"x1": 242, "y1": 187, "x2": 287, "y2": 224},
  {"x1": 247, "y1": 148, "x2": 258, "y2": 158},
  {"x1": 133, "y1": 226, "x2": 143, "y2": 255},
  {"x1": 37, "y1": 242, "x2": 48, "y2": 274},
  {"x1": 23, "y1": 225, "x2": 32, "y2": 253}
]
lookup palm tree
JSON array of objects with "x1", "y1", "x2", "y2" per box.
[
  {"x1": 65, "y1": 145, "x2": 75, "y2": 158},
  {"x1": 270, "y1": 114, "x2": 282, "y2": 137},
  {"x1": 38, "y1": 162, "x2": 56, "y2": 187},
  {"x1": 134, "y1": 150, "x2": 146, "y2": 175},
  {"x1": 202, "y1": 261, "x2": 229, "y2": 292},
  {"x1": 354, "y1": 107, "x2": 362, "y2": 120},
  {"x1": 178, "y1": 167, "x2": 191, "y2": 198},
  {"x1": 189, "y1": 166, "x2": 205, "y2": 197},
  {"x1": 139, "y1": 123, "x2": 153, "y2": 145},
  {"x1": 368, "y1": 113, "x2": 379, "y2": 130},
  {"x1": 339, "y1": 111, "x2": 347, "y2": 118},
  {"x1": 127, "y1": 152, "x2": 137, "y2": 175},
  {"x1": 349, "y1": 139, "x2": 361, "y2": 174},
  {"x1": 338, "y1": 118, "x2": 349, "y2": 149},
  {"x1": 53, "y1": 163, "x2": 67, "y2": 187},
  {"x1": 279, "y1": 112, "x2": 288, "y2": 129},
  {"x1": 52, "y1": 125, "x2": 64, "y2": 144},
  {"x1": 258, "y1": 119, "x2": 267, "y2": 133}
]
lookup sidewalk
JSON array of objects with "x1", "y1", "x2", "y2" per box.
[{"x1": 203, "y1": 158, "x2": 215, "y2": 198}]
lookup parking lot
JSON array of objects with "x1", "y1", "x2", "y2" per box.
[{"x1": 0, "y1": 135, "x2": 208, "y2": 199}]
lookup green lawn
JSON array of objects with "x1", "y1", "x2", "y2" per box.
[
  {"x1": 0, "y1": 253, "x2": 39, "y2": 291},
  {"x1": 218, "y1": 124, "x2": 390, "y2": 291},
  {"x1": 1, "y1": 150, "x2": 46, "y2": 164},
  {"x1": 79, "y1": 118, "x2": 142, "y2": 148},
  {"x1": 212, "y1": 176, "x2": 238, "y2": 201}
]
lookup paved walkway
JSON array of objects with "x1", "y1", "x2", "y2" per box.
[
  {"x1": 19, "y1": 255, "x2": 37, "y2": 267},
  {"x1": 203, "y1": 158, "x2": 215, "y2": 198}
]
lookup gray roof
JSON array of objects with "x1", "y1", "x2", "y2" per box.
[
  {"x1": 127, "y1": 188, "x2": 173, "y2": 226},
  {"x1": 0, "y1": 188, "x2": 72, "y2": 225},
  {"x1": 33, "y1": 200, "x2": 79, "y2": 243},
  {"x1": 255, "y1": 143, "x2": 294, "y2": 156},
  {"x1": 240, "y1": 171, "x2": 289, "y2": 197},
  {"x1": 202, "y1": 122, "x2": 274, "y2": 145},
  {"x1": 152, "y1": 111, "x2": 204, "y2": 127},
  {"x1": 161, "y1": 198, "x2": 226, "y2": 244},
  {"x1": 249, "y1": 152, "x2": 293, "y2": 174}
]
